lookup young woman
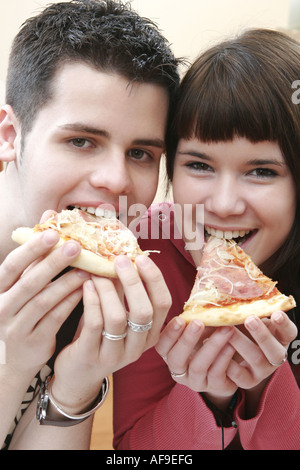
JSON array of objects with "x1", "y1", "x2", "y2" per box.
[{"x1": 113, "y1": 28, "x2": 300, "y2": 450}]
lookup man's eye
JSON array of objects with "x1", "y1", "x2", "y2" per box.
[
  {"x1": 70, "y1": 138, "x2": 90, "y2": 148},
  {"x1": 129, "y1": 149, "x2": 149, "y2": 160}
]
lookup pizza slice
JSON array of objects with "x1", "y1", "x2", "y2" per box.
[
  {"x1": 12, "y1": 208, "x2": 150, "y2": 278},
  {"x1": 180, "y1": 236, "x2": 296, "y2": 326}
]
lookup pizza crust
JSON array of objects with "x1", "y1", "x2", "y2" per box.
[
  {"x1": 12, "y1": 226, "x2": 118, "y2": 278},
  {"x1": 180, "y1": 293, "x2": 296, "y2": 326}
]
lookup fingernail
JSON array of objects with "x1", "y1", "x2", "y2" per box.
[
  {"x1": 245, "y1": 316, "x2": 259, "y2": 331},
  {"x1": 43, "y1": 230, "x2": 59, "y2": 245},
  {"x1": 223, "y1": 343, "x2": 235, "y2": 355},
  {"x1": 135, "y1": 255, "x2": 151, "y2": 267},
  {"x1": 85, "y1": 279, "x2": 96, "y2": 291},
  {"x1": 221, "y1": 326, "x2": 233, "y2": 335},
  {"x1": 173, "y1": 317, "x2": 186, "y2": 331},
  {"x1": 63, "y1": 241, "x2": 80, "y2": 257},
  {"x1": 115, "y1": 255, "x2": 132, "y2": 269},
  {"x1": 272, "y1": 311, "x2": 284, "y2": 324},
  {"x1": 76, "y1": 270, "x2": 90, "y2": 279},
  {"x1": 190, "y1": 319, "x2": 204, "y2": 333}
]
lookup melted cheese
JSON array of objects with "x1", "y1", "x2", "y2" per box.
[{"x1": 34, "y1": 209, "x2": 144, "y2": 261}]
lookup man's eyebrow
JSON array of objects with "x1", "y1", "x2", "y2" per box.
[
  {"x1": 58, "y1": 123, "x2": 109, "y2": 138},
  {"x1": 58, "y1": 124, "x2": 165, "y2": 149},
  {"x1": 132, "y1": 138, "x2": 165, "y2": 149}
]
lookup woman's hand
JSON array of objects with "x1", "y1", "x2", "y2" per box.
[
  {"x1": 156, "y1": 318, "x2": 238, "y2": 409},
  {"x1": 155, "y1": 311, "x2": 297, "y2": 411},
  {"x1": 50, "y1": 254, "x2": 172, "y2": 414},
  {"x1": 227, "y1": 311, "x2": 298, "y2": 389},
  {"x1": 0, "y1": 227, "x2": 88, "y2": 378}
]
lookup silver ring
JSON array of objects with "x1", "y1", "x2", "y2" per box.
[
  {"x1": 102, "y1": 330, "x2": 127, "y2": 341},
  {"x1": 170, "y1": 369, "x2": 187, "y2": 378},
  {"x1": 269, "y1": 349, "x2": 288, "y2": 367},
  {"x1": 127, "y1": 319, "x2": 153, "y2": 333}
]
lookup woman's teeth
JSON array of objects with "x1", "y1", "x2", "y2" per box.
[
  {"x1": 205, "y1": 226, "x2": 254, "y2": 244},
  {"x1": 205, "y1": 226, "x2": 251, "y2": 239}
]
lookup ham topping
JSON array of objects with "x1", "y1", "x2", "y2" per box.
[
  {"x1": 196, "y1": 266, "x2": 265, "y2": 299},
  {"x1": 191, "y1": 237, "x2": 277, "y2": 302}
]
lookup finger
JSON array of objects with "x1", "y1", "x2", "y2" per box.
[
  {"x1": 189, "y1": 327, "x2": 234, "y2": 378},
  {"x1": 270, "y1": 311, "x2": 298, "y2": 348},
  {"x1": 77, "y1": 280, "x2": 104, "y2": 359},
  {"x1": 166, "y1": 320, "x2": 205, "y2": 375},
  {"x1": 244, "y1": 316, "x2": 287, "y2": 367},
  {"x1": 0, "y1": 230, "x2": 60, "y2": 293},
  {"x1": 135, "y1": 255, "x2": 172, "y2": 320},
  {"x1": 13, "y1": 269, "x2": 89, "y2": 335},
  {"x1": 229, "y1": 325, "x2": 266, "y2": 367},
  {"x1": 226, "y1": 359, "x2": 253, "y2": 389},
  {"x1": 36, "y1": 287, "x2": 83, "y2": 340},
  {"x1": 40, "y1": 210, "x2": 57, "y2": 223},
  {"x1": 155, "y1": 317, "x2": 186, "y2": 359},
  {"x1": 114, "y1": 256, "x2": 155, "y2": 356},
  {"x1": 115, "y1": 256, "x2": 154, "y2": 327},
  {"x1": 3, "y1": 240, "x2": 82, "y2": 314},
  {"x1": 206, "y1": 343, "x2": 236, "y2": 388},
  {"x1": 133, "y1": 255, "x2": 172, "y2": 344},
  {"x1": 91, "y1": 276, "x2": 128, "y2": 366},
  {"x1": 92, "y1": 276, "x2": 127, "y2": 336}
]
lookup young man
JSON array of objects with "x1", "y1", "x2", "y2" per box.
[{"x1": 0, "y1": 0, "x2": 179, "y2": 449}]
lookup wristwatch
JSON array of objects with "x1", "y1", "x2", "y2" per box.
[{"x1": 36, "y1": 375, "x2": 109, "y2": 427}]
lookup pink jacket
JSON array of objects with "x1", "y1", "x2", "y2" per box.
[{"x1": 113, "y1": 204, "x2": 300, "y2": 450}]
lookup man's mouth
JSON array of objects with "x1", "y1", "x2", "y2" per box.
[
  {"x1": 67, "y1": 204, "x2": 118, "y2": 219},
  {"x1": 205, "y1": 225, "x2": 257, "y2": 246}
]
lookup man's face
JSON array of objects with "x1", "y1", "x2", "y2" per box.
[{"x1": 11, "y1": 62, "x2": 169, "y2": 228}]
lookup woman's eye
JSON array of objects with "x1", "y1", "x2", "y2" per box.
[
  {"x1": 186, "y1": 161, "x2": 213, "y2": 172},
  {"x1": 250, "y1": 168, "x2": 278, "y2": 178}
]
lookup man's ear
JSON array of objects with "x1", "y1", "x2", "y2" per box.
[{"x1": 0, "y1": 105, "x2": 20, "y2": 163}]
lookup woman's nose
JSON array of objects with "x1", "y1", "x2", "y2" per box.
[{"x1": 205, "y1": 176, "x2": 246, "y2": 218}]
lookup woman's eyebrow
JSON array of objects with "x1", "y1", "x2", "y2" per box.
[
  {"x1": 177, "y1": 152, "x2": 286, "y2": 167},
  {"x1": 177, "y1": 150, "x2": 212, "y2": 160},
  {"x1": 247, "y1": 158, "x2": 286, "y2": 167}
]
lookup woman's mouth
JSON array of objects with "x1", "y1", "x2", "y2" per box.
[{"x1": 205, "y1": 226, "x2": 257, "y2": 246}]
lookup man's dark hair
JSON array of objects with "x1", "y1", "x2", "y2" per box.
[{"x1": 6, "y1": 0, "x2": 180, "y2": 137}]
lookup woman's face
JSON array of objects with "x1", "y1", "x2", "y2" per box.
[{"x1": 172, "y1": 136, "x2": 296, "y2": 267}]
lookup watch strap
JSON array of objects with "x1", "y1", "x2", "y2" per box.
[{"x1": 36, "y1": 375, "x2": 109, "y2": 427}]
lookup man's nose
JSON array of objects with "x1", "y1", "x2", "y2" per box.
[{"x1": 88, "y1": 152, "x2": 132, "y2": 195}]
